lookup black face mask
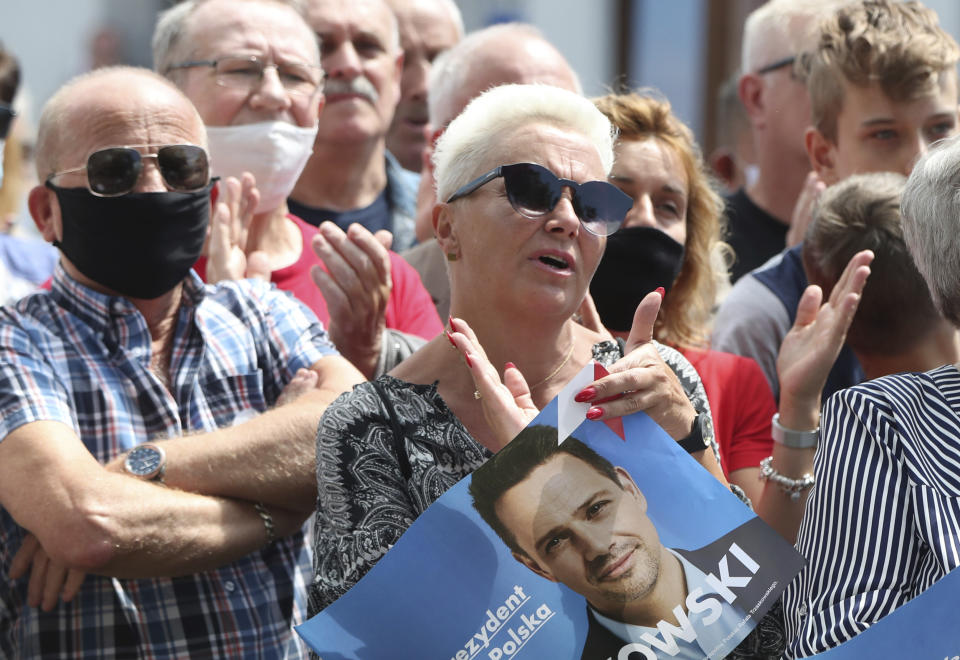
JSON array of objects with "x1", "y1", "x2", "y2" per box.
[
  {"x1": 47, "y1": 182, "x2": 212, "y2": 299},
  {"x1": 589, "y1": 225, "x2": 686, "y2": 332}
]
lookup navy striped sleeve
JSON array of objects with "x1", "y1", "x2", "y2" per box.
[{"x1": 783, "y1": 367, "x2": 960, "y2": 657}]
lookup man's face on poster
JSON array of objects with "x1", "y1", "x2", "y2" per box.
[{"x1": 495, "y1": 454, "x2": 664, "y2": 613}]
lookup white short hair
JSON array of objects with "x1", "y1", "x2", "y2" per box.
[
  {"x1": 433, "y1": 83, "x2": 615, "y2": 203},
  {"x1": 741, "y1": 0, "x2": 850, "y2": 72},
  {"x1": 427, "y1": 23, "x2": 581, "y2": 128},
  {"x1": 153, "y1": 0, "x2": 312, "y2": 74},
  {"x1": 901, "y1": 135, "x2": 960, "y2": 326}
]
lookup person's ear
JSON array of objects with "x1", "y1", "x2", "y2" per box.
[
  {"x1": 615, "y1": 466, "x2": 647, "y2": 512},
  {"x1": 433, "y1": 202, "x2": 458, "y2": 256},
  {"x1": 738, "y1": 73, "x2": 766, "y2": 128},
  {"x1": 512, "y1": 551, "x2": 556, "y2": 582},
  {"x1": 28, "y1": 184, "x2": 59, "y2": 243},
  {"x1": 806, "y1": 126, "x2": 838, "y2": 185}
]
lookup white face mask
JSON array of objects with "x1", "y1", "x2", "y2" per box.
[{"x1": 205, "y1": 121, "x2": 318, "y2": 213}]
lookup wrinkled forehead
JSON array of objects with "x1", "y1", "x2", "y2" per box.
[
  {"x1": 187, "y1": 0, "x2": 320, "y2": 65},
  {"x1": 309, "y1": 0, "x2": 395, "y2": 43},
  {"x1": 57, "y1": 83, "x2": 205, "y2": 167}
]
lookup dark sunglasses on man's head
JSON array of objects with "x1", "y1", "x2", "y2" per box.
[
  {"x1": 446, "y1": 162, "x2": 632, "y2": 236},
  {"x1": 45, "y1": 144, "x2": 211, "y2": 197},
  {"x1": 0, "y1": 103, "x2": 16, "y2": 139}
]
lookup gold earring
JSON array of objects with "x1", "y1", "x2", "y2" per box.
[{"x1": 446, "y1": 252, "x2": 458, "y2": 262}]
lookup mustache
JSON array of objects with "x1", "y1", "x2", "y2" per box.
[{"x1": 324, "y1": 76, "x2": 379, "y2": 104}]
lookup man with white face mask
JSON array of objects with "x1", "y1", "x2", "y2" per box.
[{"x1": 155, "y1": 0, "x2": 442, "y2": 378}]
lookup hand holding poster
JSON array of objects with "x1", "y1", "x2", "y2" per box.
[{"x1": 298, "y1": 362, "x2": 805, "y2": 659}]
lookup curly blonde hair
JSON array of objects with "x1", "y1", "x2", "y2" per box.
[
  {"x1": 801, "y1": 0, "x2": 959, "y2": 142},
  {"x1": 593, "y1": 92, "x2": 728, "y2": 348}
]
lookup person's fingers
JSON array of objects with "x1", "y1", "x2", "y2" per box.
[
  {"x1": 312, "y1": 233, "x2": 366, "y2": 303},
  {"x1": 829, "y1": 250, "x2": 874, "y2": 306},
  {"x1": 309, "y1": 265, "x2": 349, "y2": 317},
  {"x1": 503, "y1": 362, "x2": 534, "y2": 406},
  {"x1": 794, "y1": 285, "x2": 823, "y2": 328},
  {"x1": 41, "y1": 561, "x2": 68, "y2": 611},
  {"x1": 27, "y1": 550, "x2": 49, "y2": 608},
  {"x1": 321, "y1": 223, "x2": 386, "y2": 293},
  {"x1": 373, "y1": 229, "x2": 394, "y2": 251},
  {"x1": 346, "y1": 223, "x2": 392, "y2": 284},
  {"x1": 623, "y1": 290, "x2": 663, "y2": 353},
  {"x1": 61, "y1": 569, "x2": 86, "y2": 604},
  {"x1": 219, "y1": 176, "x2": 242, "y2": 242},
  {"x1": 448, "y1": 317, "x2": 490, "y2": 363},
  {"x1": 9, "y1": 533, "x2": 39, "y2": 580}
]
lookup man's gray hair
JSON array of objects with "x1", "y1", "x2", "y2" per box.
[
  {"x1": 901, "y1": 135, "x2": 960, "y2": 326},
  {"x1": 153, "y1": 0, "x2": 310, "y2": 75},
  {"x1": 427, "y1": 22, "x2": 581, "y2": 128},
  {"x1": 741, "y1": 0, "x2": 849, "y2": 73},
  {"x1": 433, "y1": 83, "x2": 614, "y2": 204}
]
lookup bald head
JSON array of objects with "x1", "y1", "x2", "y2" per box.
[
  {"x1": 428, "y1": 23, "x2": 580, "y2": 128},
  {"x1": 35, "y1": 66, "x2": 206, "y2": 181}
]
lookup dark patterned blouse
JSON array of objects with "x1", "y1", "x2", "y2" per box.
[{"x1": 308, "y1": 340, "x2": 784, "y2": 659}]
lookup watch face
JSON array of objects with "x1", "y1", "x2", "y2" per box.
[{"x1": 125, "y1": 445, "x2": 164, "y2": 478}]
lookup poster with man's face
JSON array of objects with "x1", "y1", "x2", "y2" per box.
[{"x1": 298, "y1": 362, "x2": 804, "y2": 659}]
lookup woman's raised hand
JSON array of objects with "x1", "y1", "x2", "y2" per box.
[
  {"x1": 448, "y1": 317, "x2": 539, "y2": 450},
  {"x1": 574, "y1": 290, "x2": 697, "y2": 441},
  {"x1": 777, "y1": 249, "x2": 873, "y2": 426}
]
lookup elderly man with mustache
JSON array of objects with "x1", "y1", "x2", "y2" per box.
[{"x1": 289, "y1": 0, "x2": 420, "y2": 252}]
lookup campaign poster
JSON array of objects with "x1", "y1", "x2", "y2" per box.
[{"x1": 297, "y1": 362, "x2": 805, "y2": 660}]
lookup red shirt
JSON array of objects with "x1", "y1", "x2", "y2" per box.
[
  {"x1": 194, "y1": 214, "x2": 442, "y2": 340},
  {"x1": 680, "y1": 347, "x2": 776, "y2": 475}
]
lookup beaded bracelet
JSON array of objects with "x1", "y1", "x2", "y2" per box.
[
  {"x1": 253, "y1": 501, "x2": 277, "y2": 545},
  {"x1": 759, "y1": 456, "x2": 815, "y2": 501}
]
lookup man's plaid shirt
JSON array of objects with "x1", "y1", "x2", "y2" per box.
[{"x1": 0, "y1": 265, "x2": 336, "y2": 658}]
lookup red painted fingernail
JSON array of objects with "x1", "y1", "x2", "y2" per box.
[
  {"x1": 464, "y1": 353, "x2": 473, "y2": 368},
  {"x1": 655, "y1": 287, "x2": 665, "y2": 298},
  {"x1": 586, "y1": 406, "x2": 603, "y2": 420},
  {"x1": 448, "y1": 316, "x2": 457, "y2": 331},
  {"x1": 446, "y1": 331, "x2": 457, "y2": 348},
  {"x1": 505, "y1": 362, "x2": 516, "y2": 370},
  {"x1": 575, "y1": 386, "x2": 597, "y2": 403}
]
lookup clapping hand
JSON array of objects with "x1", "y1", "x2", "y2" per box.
[
  {"x1": 448, "y1": 317, "x2": 539, "y2": 450},
  {"x1": 206, "y1": 174, "x2": 269, "y2": 283},
  {"x1": 311, "y1": 223, "x2": 393, "y2": 379}
]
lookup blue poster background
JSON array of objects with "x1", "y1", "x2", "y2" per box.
[{"x1": 297, "y1": 399, "x2": 763, "y2": 660}]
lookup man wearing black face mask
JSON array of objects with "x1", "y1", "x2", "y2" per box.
[{"x1": 0, "y1": 66, "x2": 363, "y2": 659}]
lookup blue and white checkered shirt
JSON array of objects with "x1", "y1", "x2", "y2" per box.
[{"x1": 0, "y1": 264, "x2": 336, "y2": 658}]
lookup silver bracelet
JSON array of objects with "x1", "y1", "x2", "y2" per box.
[
  {"x1": 771, "y1": 413, "x2": 819, "y2": 448},
  {"x1": 759, "y1": 456, "x2": 815, "y2": 501},
  {"x1": 253, "y1": 501, "x2": 277, "y2": 545}
]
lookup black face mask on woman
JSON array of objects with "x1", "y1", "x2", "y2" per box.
[
  {"x1": 47, "y1": 181, "x2": 213, "y2": 299},
  {"x1": 589, "y1": 225, "x2": 686, "y2": 332}
]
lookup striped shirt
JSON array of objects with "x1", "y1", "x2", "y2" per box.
[
  {"x1": 783, "y1": 365, "x2": 960, "y2": 658},
  {"x1": 0, "y1": 264, "x2": 336, "y2": 659}
]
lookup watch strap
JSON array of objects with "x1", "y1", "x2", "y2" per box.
[{"x1": 677, "y1": 413, "x2": 711, "y2": 453}]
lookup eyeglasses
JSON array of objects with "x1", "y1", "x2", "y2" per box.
[
  {"x1": 0, "y1": 103, "x2": 16, "y2": 139},
  {"x1": 756, "y1": 55, "x2": 796, "y2": 75},
  {"x1": 166, "y1": 55, "x2": 324, "y2": 97},
  {"x1": 446, "y1": 162, "x2": 632, "y2": 236},
  {"x1": 46, "y1": 144, "x2": 211, "y2": 197}
]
